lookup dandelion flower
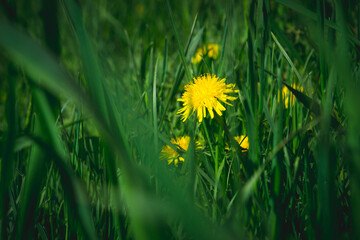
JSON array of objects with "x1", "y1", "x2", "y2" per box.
[
  {"x1": 177, "y1": 74, "x2": 238, "y2": 122},
  {"x1": 191, "y1": 43, "x2": 220, "y2": 64},
  {"x1": 225, "y1": 135, "x2": 249, "y2": 152},
  {"x1": 279, "y1": 83, "x2": 304, "y2": 108},
  {"x1": 234, "y1": 135, "x2": 249, "y2": 152},
  {"x1": 161, "y1": 136, "x2": 201, "y2": 167},
  {"x1": 207, "y1": 43, "x2": 219, "y2": 59},
  {"x1": 192, "y1": 47, "x2": 204, "y2": 64}
]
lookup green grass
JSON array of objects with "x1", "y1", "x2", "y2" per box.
[{"x1": 0, "y1": 0, "x2": 359, "y2": 239}]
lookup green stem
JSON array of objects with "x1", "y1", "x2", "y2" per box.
[{"x1": 202, "y1": 121, "x2": 217, "y2": 175}]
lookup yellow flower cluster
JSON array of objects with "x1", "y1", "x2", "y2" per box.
[
  {"x1": 177, "y1": 74, "x2": 238, "y2": 123},
  {"x1": 160, "y1": 136, "x2": 202, "y2": 167},
  {"x1": 192, "y1": 43, "x2": 220, "y2": 64},
  {"x1": 161, "y1": 54, "x2": 243, "y2": 167},
  {"x1": 280, "y1": 83, "x2": 304, "y2": 109}
]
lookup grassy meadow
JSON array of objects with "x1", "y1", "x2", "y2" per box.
[{"x1": 1, "y1": 0, "x2": 360, "y2": 239}]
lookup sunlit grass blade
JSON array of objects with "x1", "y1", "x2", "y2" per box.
[
  {"x1": 270, "y1": 20, "x2": 304, "y2": 65},
  {"x1": 153, "y1": 57, "x2": 159, "y2": 154},
  {"x1": 271, "y1": 32, "x2": 302, "y2": 82}
]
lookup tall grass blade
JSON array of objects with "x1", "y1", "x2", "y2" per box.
[
  {"x1": 60, "y1": 0, "x2": 109, "y2": 121},
  {"x1": 165, "y1": 0, "x2": 192, "y2": 82}
]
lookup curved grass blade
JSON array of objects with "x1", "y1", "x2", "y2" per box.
[
  {"x1": 165, "y1": 0, "x2": 192, "y2": 82},
  {"x1": 270, "y1": 20, "x2": 304, "y2": 66},
  {"x1": 60, "y1": 0, "x2": 109, "y2": 122},
  {"x1": 271, "y1": 32, "x2": 302, "y2": 81},
  {"x1": 141, "y1": 43, "x2": 155, "y2": 94}
]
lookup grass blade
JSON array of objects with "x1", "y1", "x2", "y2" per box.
[{"x1": 165, "y1": 0, "x2": 192, "y2": 82}]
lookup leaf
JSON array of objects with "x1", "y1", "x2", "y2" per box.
[
  {"x1": 165, "y1": 0, "x2": 192, "y2": 82},
  {"x1": 60, "y1": 0, "x2": 109, "y2": 120},
  {"x1": 273, "y1": 0, "x2": 360, "y2": 47}
]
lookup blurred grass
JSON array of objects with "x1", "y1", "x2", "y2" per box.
[{"x1": 0, "y1": 0, "x2": 359, "y2": 239}]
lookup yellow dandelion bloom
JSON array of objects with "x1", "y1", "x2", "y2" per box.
[
  {"x1": 177, "y1": 74, "x2": 238, "y2": 122},
  {"x1": 279, "y1": 83, "x2": 304, "y2": 109},
  {"x1": 234, "y1": 135, "x2": 249, "y2": 152},
  {"x1": 161, "y1": 136, "x2": 201, "y2": 167},
  {"x1": 207, "y1": 43, "x2": 219, "y2": 59},
  {"x1": 192, "y1": 47, "x2": 204, "y2": 64},
  {"x1": 225, "y1": 135, "x2": 249, "y2": 152},
  {"x1": 191, "y1": 43, "x2": 220, "y2": 64}
]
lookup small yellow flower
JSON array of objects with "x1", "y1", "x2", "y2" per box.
[
  {"x1": 191, "y1": 43, "x2": 220, "y2": 64},
  {"x1": 177, "y1": 74, "x2": 238, "y2": 122},
  {"x1": 161, "y1": 136, "x2": 201, "y2": 167},
  {"x1": 192, "y1": 47, "x2": 204, "y2": 64},
  {"x1": 225, "y1": 135, "x2": 249, "y2": 152},
  {"x1": 234, "y1": 135, "x2": 249, "y2": 152},
  {"x1": 207, "y1": 43, "x2": 219, "y2": 59},
  {"x1": 279, "y1": 83, "x2": 304, "y2": 108}
]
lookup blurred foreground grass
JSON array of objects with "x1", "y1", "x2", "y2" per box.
[{"x1": 1, "y1": 0, "x2": 360, "y2": 239}]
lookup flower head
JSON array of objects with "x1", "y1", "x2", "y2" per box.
[
  {"x1": 161, "y1": 136, "x2": 201, "y2": 167},
  {"x1": 280, "y1": 83, "x2": 304, "y2": 108},
  {"x1": 225, "y1": 135, "x2": 249, "y2": 152},
  {"x1": 192, "y1": 43, "x2": 220, "y2": 64},
  {"x1": 207, "y1": 43, "x2": 219, "y2": 59},
  {"x1": 192, "y1": 48, "x2": 204, "y2": 64},
  {"x1": 234, "y1": 135, "x2": 249, "y2": 152},
  {"x1": 177, "y1": 74, "x2": 238, "y2": 122}
]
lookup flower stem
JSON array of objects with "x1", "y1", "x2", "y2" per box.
[{"x1": 202, "y1": 121, "x2": 217, "y2": 175}]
